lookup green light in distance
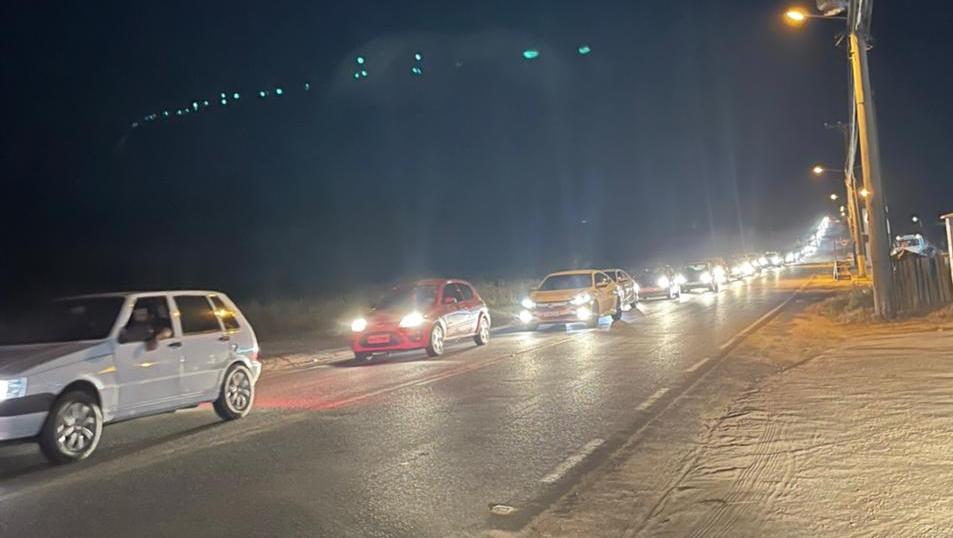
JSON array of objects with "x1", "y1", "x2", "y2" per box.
[{"x1": 522, "y1": 49, "x2": 540, "y2": 60}]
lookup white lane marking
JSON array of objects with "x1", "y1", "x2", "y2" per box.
[
  {"x1": 685, "y1": 356, "x2": 711, "y2": 373},
  {"x1": 636, "y1": 388, "x2": 669, "y2": 411},
  {"x1": 715, "y1": 282, "x2": 808, "y2": 353},
  {"x1": 540, "y1": 438, "x2": 605, "y2": 484}
]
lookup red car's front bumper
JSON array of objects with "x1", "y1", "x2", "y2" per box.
[{"x1": 351, "y1": 324, "x2": 433, "y2": 354}]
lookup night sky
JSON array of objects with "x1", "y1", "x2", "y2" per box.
[{"x1": 3, "y1": 1, "x2": 953, "y2": 300}]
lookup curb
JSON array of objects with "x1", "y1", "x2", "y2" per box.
[{"x1": 260, "y1": 348, "x2": 353, "y2": 371}]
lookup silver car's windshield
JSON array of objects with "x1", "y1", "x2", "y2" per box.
[{"x1": 0, "y1": 297, "x2": 124, "y2": 345}]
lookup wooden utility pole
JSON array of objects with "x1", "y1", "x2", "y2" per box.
[{"x1": 847, "y1": 0, "x2": 894, "y2": 318}]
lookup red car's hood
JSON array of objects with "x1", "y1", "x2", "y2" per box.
[{"x1": 366, "y1": 308, "x2": 428, "y2": 326}]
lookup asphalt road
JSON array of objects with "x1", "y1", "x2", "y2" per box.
[{"x1": 0, "y1": 266, "x2": 820, "y2": 538}]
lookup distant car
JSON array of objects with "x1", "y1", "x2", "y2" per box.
[
  {"x1": 891, "y1": 234, "x2": 935, "y2": 257},
  {"x1": 0, "y1": 291, "x2": 261, "y2": 464},
  {"x1": 678, "y1": 261, "x2": 726, "y2": 293},
  {"x1": 350, "y1": 279, "x2": 490, "y2": 360},
  {"x1": 633, "y1": 266, "x2": 681, "y2": 300},
  {"x1": 726, "y1": 257, "x2": 753, "y2": 280},
  {"x1": 764, "y1": 251, "x2": 784, "y2": 268},
  {"x1": 519, "y1": 270, "x2": 623, "y2": 329},
  {"x1": 603, "y1": 268, "x2": 639, "y2": 307}
]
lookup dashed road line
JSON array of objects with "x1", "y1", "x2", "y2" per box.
[
  {"x1": 540, "y1": 439, "x2": 606, "y2": 484},
  {"x1": 685, "y1": 356, "x2": 711, "y2": 373},
  {"x1": 636, "y1": 388, "x2": 669, "y2": 411}
]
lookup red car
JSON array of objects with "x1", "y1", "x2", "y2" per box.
[{"x1": 350, "y1": 279, "x2": 491, "y2": 360}]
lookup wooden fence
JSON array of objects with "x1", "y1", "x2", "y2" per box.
[{"x1": 892, "y1": 252, "x2": 953, "y2": 312}]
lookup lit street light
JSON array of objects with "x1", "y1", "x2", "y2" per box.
[
  {"x1": 911, "y1": 215, "x2": 920, "y2": 223},
  {"x1": 859, "y1": 188, "x2": 870, "y2": 198},
  {"x1": 813, "y1": 165, "x2": 825, "y2": 175},
  {"x1": 830, "y1": 193, "x2": 839, "y2": 201},
  {"x1": 784, "y1": 8, "x2": 807, "y2": 23}
]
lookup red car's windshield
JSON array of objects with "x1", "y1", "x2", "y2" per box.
[{"x1": 375, "y1": 286, "x2": 438, "y2": 310}]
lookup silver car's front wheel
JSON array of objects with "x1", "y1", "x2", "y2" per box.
[{"x1": 39, "y1": 390, "x2": 103, "y2": 464}]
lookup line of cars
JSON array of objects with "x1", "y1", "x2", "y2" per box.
[
  {"x1": 0, "y1": 227, "x2": 822, "y2": 463},
  {"x1": 344, "y1": 246, "x2": 811, "y2": 365},
  {"x1": 514, "y1": 252, "x2": 804, "y2": 331}
]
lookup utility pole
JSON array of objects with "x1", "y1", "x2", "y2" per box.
[
  {"x1": 847, "y1": 0, "x2": 894, "y2": 317},
  {"x1": 844, "y1": 165, "x2": 866, "y2": 275},
  {"x1": 825, "y1": 121, "x2": 866, "y2": 276}
]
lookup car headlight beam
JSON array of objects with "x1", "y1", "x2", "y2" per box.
[
  {"x1": 399, "y1": 311, "x2": 425, "y2": 328},
  {"x1": 656, "y1": 276, "x2": 670, "y2": 288},
  {"x1": 521, "y1": 298, "x2": 536, "y2": 309},
  {"x1": 351, "y1": 318, "x2": 367, "y2": 332}
]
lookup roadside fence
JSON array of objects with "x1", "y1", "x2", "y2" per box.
[{"x1": 892, "y1": 251, "x2": 953, "y2": 312}]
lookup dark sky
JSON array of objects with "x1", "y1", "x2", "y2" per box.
[{"x1": 3, "y1": 1, "x2": 952, "y2": 299}]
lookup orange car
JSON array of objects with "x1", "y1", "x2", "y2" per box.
[{"x1": 519, "y1": 270, "x2": 623, "y2": 330}]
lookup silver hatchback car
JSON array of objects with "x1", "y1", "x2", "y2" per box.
[{"x1": 0, "y1": 291, "x2": 261, "y2": 463}]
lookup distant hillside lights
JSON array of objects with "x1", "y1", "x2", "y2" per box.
[{"x1": 129, "y1": 43, "x2": 593, "y2": 131}]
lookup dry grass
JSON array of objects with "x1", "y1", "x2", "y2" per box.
[{"x1": 809, "y1": 284, "x2": 876, "y2": 324}]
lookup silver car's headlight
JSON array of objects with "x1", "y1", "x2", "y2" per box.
[
  {"x1": 656, "y1": 276, "x2": 670, "y2": 288},
  {"x1": 0, "y1": 378, "x2": 27, "y2": 401},
  {"x1": 700, "y1": 272, "x2": 713, "y2": 284},
  {"x1": 521, "y1": 298, "x2": 536, "y2": 309},
  {"x1": 570, "y1": 292, "x2": 592, "y2": 306}
]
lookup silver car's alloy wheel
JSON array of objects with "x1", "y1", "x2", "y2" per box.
[
  {"x1": 225, "y1": 368, "x2": 253, "y2": 413},
  {"x1": 55, "y1": 402, "x2": 99, "y2": 455},
  {"x1": 479, "y1": 321, "x2": 490, "y2": 343}
]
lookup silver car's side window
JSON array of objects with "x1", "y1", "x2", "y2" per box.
[
  {"x1": 119, "y1": 297, "x2": 173, "y2": 343},
  {"x1": 175, "y1": 296, "x2": 223, "y2": 335}
]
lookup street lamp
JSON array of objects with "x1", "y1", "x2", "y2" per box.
[
  {"x1": 830, "y1": 193, "x2": 839, "y2": 201},
  {"x1": 859, "y1": 188, "x2": 870, "y2": 198},
  {"x1": 784, "y1": 8, "x2": 808, "y2": 23},
  {"x1": 812, "y1": 165, "x2": 825, "y2": 175},
  {"x1": 911, "y1": 215, "x2": 920, "y2": 223}
]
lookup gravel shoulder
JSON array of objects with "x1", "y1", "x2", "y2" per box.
[{"x1": 524, "y1": 283, "x2": 953, "y2": 537}]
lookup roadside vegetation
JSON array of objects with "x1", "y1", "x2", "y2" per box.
[
  {"x1": 812, "y1": 282, "x2": 953, "y2": 324},
  {"x1": 811, "y1": 284, "x2": 876, "y2": 323}
]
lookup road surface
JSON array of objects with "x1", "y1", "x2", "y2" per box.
[{"x1": 0, "y1": 266, "x2": 819, "y2": 537}]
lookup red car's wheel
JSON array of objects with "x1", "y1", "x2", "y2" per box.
[{"x1": 474, "y1": 316, "x2": 490, "y2": 346}]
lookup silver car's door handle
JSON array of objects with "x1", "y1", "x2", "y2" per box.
[
  {"x1": 167, "y1": 341, "x2": 183, "y2": 349},
  {"x1": 218, "y1": 335, "x2": 230, "y2": 342}
]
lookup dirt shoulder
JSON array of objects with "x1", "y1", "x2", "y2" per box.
[{"x1": 523, "y1": 281, "x2": 953, "y2": 537}]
